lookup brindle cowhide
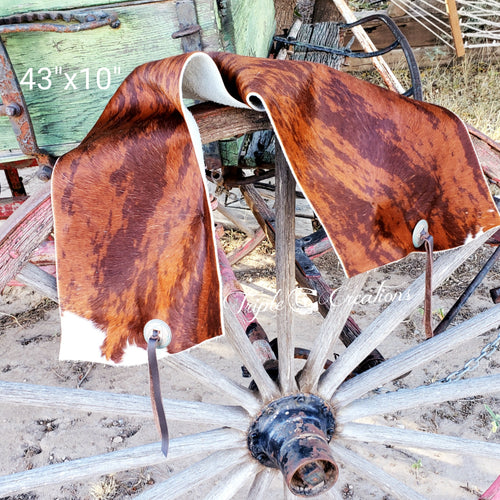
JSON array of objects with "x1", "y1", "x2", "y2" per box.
[{"x1": 52, "y1": 52, "x2": 500, "y2": 365}]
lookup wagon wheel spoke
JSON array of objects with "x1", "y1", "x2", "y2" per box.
[
  {"x1": 0, "y1": 428, "x2": 244, "y2": 497},
  {"x1": 339, "y1": 422, "x2": 500, "y2": 458},
  {"x1": 329, "y1": 443, "x2": 426, "y2": 500},
  {"x1": 223, "y1": 304, "x2": 280, "y2": 402},
  {"x1": 335, "y1": 316, "x2": 500, "y2": 413},
  {"x1": 205, "y1": 460, "x2": 261, "y2": 500},
  {"x1": 275, "y1": 146, "x2": 298, "y2": 394},
  {"x1": 134, "y1": 447, "x2": 249, "y2": 500},
  {"x1": 337, "y1": 373, "x2": 500, "y2": 422},
  {"x1": 166, "y1": 351, "x2": 261, "y2": 413},
  {"x1": 247, "y1": 468, "x2": 279, "y2": 498},
  {"x1": 0, "y1": 380, "x2": 250, "y2": 430},
  {"x1": 299, "y1": 272, "x2": 368, "y2": 393},
  {"x1": 317, "y1": 228, "x2": 495, "y2": 400}
]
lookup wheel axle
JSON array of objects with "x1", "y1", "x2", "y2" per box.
[{"x1": 248, "y1": 393, "x2": 338, "y2": 497}]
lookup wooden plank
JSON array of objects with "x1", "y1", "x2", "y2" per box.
[
  {"x1": 0, "y1": 196, "x2": 27, "y2": 219},
  {"x1": 0, "y1": 1, "x2": 221, "y2": 160},
  {"x1": 275, "y1": 144, "x2": 298, "y2": 394},
  {"x1": 347, "y1": 13, "x2": 445, "y2": 52},
  {"x1": 0, "y1": 380, "x2": 250, "y2": 429},
  {"x1": 445, "y1": 0, "x2": 465, "y2": 57},
  {"x1": 0, "y1": 0, "x2": 153, "y2": 15},
  {"x1": 333, "y1": 304, "x2": 500, "y2": 408},
  {"x1": 230, "y1": 0, "x2": 275, "y2": 56},
  {"x1": 16, "y1": 261, "x2": 58, "y2": 301},
  {"x1": 0, "y1": 428, "x2": 244, "y2": 497}
]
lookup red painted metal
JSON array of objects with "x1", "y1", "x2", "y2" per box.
[{"x1": 480, "y1": 474, "x2": 500, "y2": 500}]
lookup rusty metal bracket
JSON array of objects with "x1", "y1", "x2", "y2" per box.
[
  {"x1": 174, "y1": 0, "x2": 202, "y2": 52},
  {"x1": 0, "y1": 38, "x2": 55, "y2": 175},
  {"x1": 0, "y1": 9, "x2": 120, "y2": 33}
]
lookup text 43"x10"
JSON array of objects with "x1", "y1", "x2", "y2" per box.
[{"x1": 19, "y1": 67, "x2": 122, "y2": 91}]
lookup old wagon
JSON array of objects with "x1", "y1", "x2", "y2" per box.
[{"x1": 1, "y1": 0, "x2": 500, "y2": 498}]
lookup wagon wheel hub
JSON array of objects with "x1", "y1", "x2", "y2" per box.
[{"x1": 247, "y1": 393, "x2": 338, "y2": 497}]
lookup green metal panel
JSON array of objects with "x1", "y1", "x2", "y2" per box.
[{"x1": 0, "y1": 0, "x2": 275, "y2": 161}]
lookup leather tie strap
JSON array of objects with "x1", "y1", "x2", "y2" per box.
[
  {"x1": 422, "y1": 232, "x2": 434, "y2": 339},
  {"x1": 147, "y1": 334, "x2": 169, "y2": 457}
]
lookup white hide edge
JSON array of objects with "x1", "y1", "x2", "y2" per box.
[{"x1": 57, "y1": 52, "x2": 250, "y2": 366}]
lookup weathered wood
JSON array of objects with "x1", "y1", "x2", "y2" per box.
[
  {"x1": 274, "y1": 0, "x2": 297, "y2": 34},
  {"x1": 340, "y1": 422, "x2": 500, "y2": 458},
  {"x1": 470, "y1": 133, "x2": 500, "y2": 183},
  {"x1": 0, "y1": 427, "x2": 245, "y2": 496},
  {"x1": 337, "y1": 374, "x2": 500, "y2": 423},
  {"x1": 329, "y1": 442, "x2": 426, "y2": 500},
  {"x1": 205, "y1": 460, "x2": 260, "y2": 500},
  {"x1": 0, "y1": 182, "x2": 52, "y2": 291},
  {"x1": 247, "y1": 468, "x2": 278, "y2": 498},
  {"x1": 333, "y1": 303, "x2": 500, "y2": 408},
  {"x1": 346, "y1": 44, "x2": 500, "y2": 71},
  {"x1": 0, "y1": 196, "x2": 26, "y2": 219},
  {"x1": 0, "y1": 0, "x2": 275, "y2": 162},
  {"x1": 167, "y1": 351, "x2": 262, "y2": 414},
  {"x1": 135, "y1": 447, "x2": 249, "y2": 500},
  {"x1": 16, "y1": 262, "x2": 58, "y2": 301},
  {"x1": 445, "y1": 0, "x2": 465, "y2": 57},
  {"x1": 299, "y1": 273, "x2": 367, "y2": 393},
  {"x1": 0, "y1": 380, "x2": 250, "y2": 430},
  {"x1": 275, "y1": 144, "x2": 298, "y2": 394},
  {"x1": 331, "y1": 0, "x2": 405, "y2": 93},
  {"x1": 223, "y1": 304, "x2": 280, "y2": 403},
  {"x1": 194, "y1": 104, "x2": 271, "y2": 143},
  {"x1": 292, "y1": 22, "x2": 344, "y2": 69},
  {"x1": 347, "y1": 13, "x2": 445, "y2": 52},
  {"x1": 318, "y1": 228, "x2": 495, "y2": 400},
  {"x1": 313, "y1": 0, "x2": 343, "y2": 23}
]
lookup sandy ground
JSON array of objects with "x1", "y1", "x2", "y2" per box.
[{"x1": 1, "y1": 176, "x2": 500, "y2": 499}]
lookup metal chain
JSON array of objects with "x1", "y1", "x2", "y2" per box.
[{"x1": 439, "y1": 329, "x2": 500, "y2": 383}]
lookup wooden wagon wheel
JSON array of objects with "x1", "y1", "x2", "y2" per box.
[{"x1": 1, "y1": 107, "x2": 500, "y2": 498}]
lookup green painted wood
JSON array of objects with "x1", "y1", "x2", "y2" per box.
[
  {"x1": 0, "y1": 0, "x2": 147, "y2": 16},
  {"x1": 0, "y1": 1, "x2": 221, "y2": 159},
  {"x1": 227, "y1": 0, "x2": 275, "y2": 57},
  {"x1": 0, "y1": 0, "x2": 275, "y2": 161}
]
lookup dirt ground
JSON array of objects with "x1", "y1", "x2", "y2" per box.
[{"x1": 1, "y1": 180, "x2": 500, "y2": 499}]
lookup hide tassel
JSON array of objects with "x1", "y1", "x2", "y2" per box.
[{"x1": 144, "y1": 320, "x2": 172, "y2": 457}]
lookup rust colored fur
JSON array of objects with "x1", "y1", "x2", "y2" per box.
[{"x1": 53, "y1": 52, "x2": 500, "y2": 363}]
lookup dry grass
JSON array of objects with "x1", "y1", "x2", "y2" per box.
[
  {"x1": 420, "y1": 53, "x2": 500, "y2": 141},
  {"x1": 359, "y1": 51, "x2": 500, "y2": 141}
]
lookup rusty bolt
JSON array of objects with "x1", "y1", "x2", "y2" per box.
[{"x1": 36, "y1": 165, "x2": 53, "y2": 182}]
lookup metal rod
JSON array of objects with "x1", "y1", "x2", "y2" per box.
[{"x1": 433, "y1": 245, "x2": 500, "y2": 335}]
